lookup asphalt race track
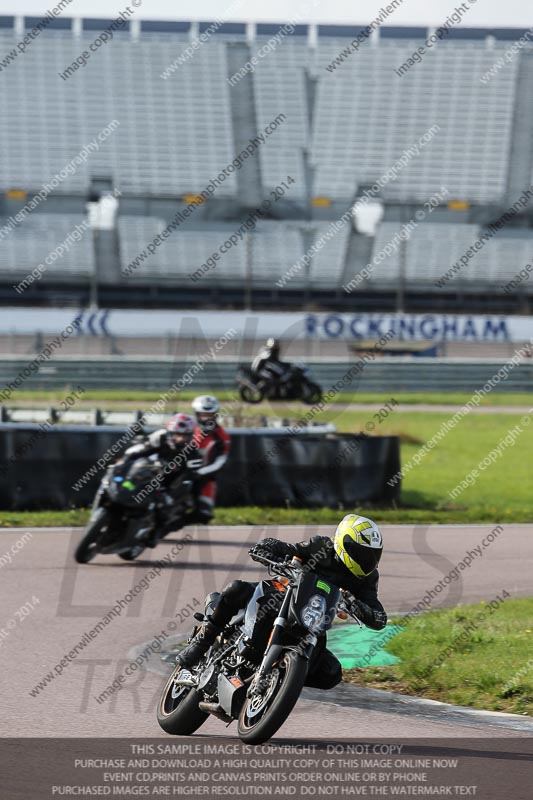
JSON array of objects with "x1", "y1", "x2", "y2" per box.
[{"x1": 2, "y1": 524, "x2": 532, "y2": 740}]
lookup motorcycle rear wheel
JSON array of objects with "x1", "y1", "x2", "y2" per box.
[
  {"x1": 157, "y1": 667, "x2": 208, "y2": 735},
  {"x1": 74, "y1": 508, "x2": 113, "y2": 564},
  {"x1": 237, "y1": 652, "x2": 308, "y2": 744}
]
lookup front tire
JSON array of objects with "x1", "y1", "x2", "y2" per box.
[
  {"x1": 237, "y1": 652, "x2": 308, "y2": 744},
  {"x1": 239, "y1": 384, "x2": 264, "y2": 404},
  {"x1": 118, "y1": 546, "x2": 145, "y2": 561},
  {"x1": 74, "y1": 508, "x2": 113, "y2": 564},
  {"x1": 157, "y1": 668, "x2": 208, "y2": 735},
  {"x1": 301, "y1": 382, "x2": 322, "y2": 405}
]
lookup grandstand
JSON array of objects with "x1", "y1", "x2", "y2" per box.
[
  {"x1": 1, "y1": 17, "x2": 533, "y2": 312},
  {"x1": 0, "y1": 214, "x2": 93, "y2": 280},
  {"x1": 369, "y1": 223, "x2": 533, "y2": 288}
]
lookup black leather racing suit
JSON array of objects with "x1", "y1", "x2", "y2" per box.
[
  {"x1": 121, "y1": 430, "x2": 194, "y2": 533},
  {"x1": 207, "y1": 535, "x2": 387, "y2": 690},
  {"x1": 251, "y1": 347, "x2": 290, "y2": 385}
]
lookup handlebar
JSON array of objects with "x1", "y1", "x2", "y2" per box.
[
  {"x1": 248, "y1": 549, "x2": 303, "y2": 575},
  {"x1": 249, "y1": 549, "x2": 363, "y2": 625}
]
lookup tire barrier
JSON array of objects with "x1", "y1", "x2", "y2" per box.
[{"x1": 0, "y1": 425, "x2": 400, "y2": 510}]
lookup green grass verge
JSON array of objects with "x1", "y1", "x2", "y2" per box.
[
  {"x1": 0, "y1": 509, "x2": 91, "y2": 528},
  {"x1": 0, "y1": 504, "x2": 531, "y2": 529},
  {"x1": 5, "y1": 389, "x2": 533, "y2": 407},
  {"x1": 344, "y1": 598, "x2": 533, "y2": 716},
  {"x1": 320, "y1": 409, "x2": 533, "y2": 520}
]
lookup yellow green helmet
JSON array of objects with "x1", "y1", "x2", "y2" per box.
[{"x1": 333, "y1": 514, "x2": 383, "y2": 577}]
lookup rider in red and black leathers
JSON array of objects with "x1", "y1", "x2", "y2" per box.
[{"x1": 190, "y1": 395, "x2": 231, "y2": 524}]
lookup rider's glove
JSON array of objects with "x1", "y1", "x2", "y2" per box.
[
  {"x1": 348, "y1": 598, "x2": 387, "y2": 631},
  {"x1": 257, "y1": 537, "x2": 287, "y2": 555},
  {"x1": 252, "y1": 537, "x2": 288, "y2": 561},
  {"x1": 371, "y1": 609, "x2": 388, "y2": 630}
]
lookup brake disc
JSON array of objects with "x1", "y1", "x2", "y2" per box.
[{"x1": 246, "y1": 669, "x2": 279, "y2": 718}]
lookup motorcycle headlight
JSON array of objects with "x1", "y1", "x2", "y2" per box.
[{"x1": 301, "y1": 594, "x2": 327, "y2": 632}]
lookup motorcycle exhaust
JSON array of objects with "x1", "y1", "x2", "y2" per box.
[{"x1": 198, "y1": 701, "x2": 232, "y2": 723}]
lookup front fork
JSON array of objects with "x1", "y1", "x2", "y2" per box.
[
  {"x1": 255, "y1": 589, "x2": 316, "y2": 682},
  {"x1": 90, "y1": 485, "x2": 107, "y2": 519}
]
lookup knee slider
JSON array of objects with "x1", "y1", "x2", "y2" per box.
[{"x1": 322, "y1": 659, "x2": 343, "y2": 689}]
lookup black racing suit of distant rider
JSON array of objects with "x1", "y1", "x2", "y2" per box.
[
  {"x1": 251, "y1": 347, "x2": 290, "y2": 385},
  {"x1": 206, "y1": 535, "x2": 387, "y2": 690},
  {"x1": 122, "y1": 430, "x2": 193, "y2": 530}
]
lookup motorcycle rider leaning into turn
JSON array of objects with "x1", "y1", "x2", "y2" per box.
[
  {"x1": 121, "y1": 412, "x2": 198, "y2": 540},
  {"x1": 121, "y1": 395, "x2": 230, "y2": 536},
  {"x1": 251, "y1": 337, "x2": 291, "y2": 389},
  {"x1": 176, "y1": 514, "x2": 387, "y2": 690},
  {"x1": 190, "y1": 395, "x2": 231, "y2": 525}
]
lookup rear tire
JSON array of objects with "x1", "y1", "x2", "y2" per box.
[
  {"x1": 157, "y1": 668, "x2": 208, "y2": 735},
  {"x1": 74, "y1": 508, "x2": 113, "y2": 564},
  {"x1": 237, "y1": 653, "x2": 308, "y2": 744}
]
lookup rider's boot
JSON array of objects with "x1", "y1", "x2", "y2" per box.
[
  {"x1": 196, "y1": 498, "x2": 213, "y2": 525},
  {"x1": 176, "y1": 620, "x2": 222, "y2": 668}
]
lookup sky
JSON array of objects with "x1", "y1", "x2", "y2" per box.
[{"x1": 6, "y1": 0, "x2": 533, "y2": 28}]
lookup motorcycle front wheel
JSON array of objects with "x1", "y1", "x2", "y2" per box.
[
  {"x1": 118, "y1": 546, "x2": 145, "y2": 561},
  {"x1": 237, "y1": 652, "x2": 308, "y2": 744},
  {"x1": 74, "y1": 508, "x2": 113, "y2": 564},
  {"x1": 157, "y1": 667, "x2": 208, "y2": 735},
  {"x1": 301, "y1": 382, "x2": 322, "y2": 405},
  {"x1": 239, "y1": 384, "x2": 264, "y2": 404}
]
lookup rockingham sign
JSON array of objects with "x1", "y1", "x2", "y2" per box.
[
  {"x1": 304, "y1": 313, "x2": 514, "y2": 342},
  {"x1": 0, "y1": 308, "x2": 531, "y2": 343}
]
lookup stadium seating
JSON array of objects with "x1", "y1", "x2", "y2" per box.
[
  {"x1": 0, "y1": 20, "x2": 531, "y2": 299},
  {"x1": 0, "y1": 31, "x2": 236, "y2": 196},
  {"x1": 118, "y1": 215, "x2": 355, "y2": 287},
  {"x1": 118, "y1": 217, "x2": 305, "y2": 284},
  {"x1": 252, "y1": 40, "x2": 309, "y2": 199},
  {"x1": 311, "y1": 40, "x2": 518, "y2": 203},
  {"x1": 0, "y1": 214, "x2": 94, "y2": 277},
  {"x1": 119, "y1": 217, "x2": 245, "y2": 280},
  {"x1": 308, "y1": 222, "x2": 351, "y2": 287},
  {"x1": 365, "y1": 222, "x2": 533, "y2": 288},
  {"x1": 0, "y1": 29, "x2": 519, "y2": 205}
]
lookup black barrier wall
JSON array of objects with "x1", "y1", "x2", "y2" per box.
[{"x1": 0, "y1": 424, "x2": 400, "y2": 510}]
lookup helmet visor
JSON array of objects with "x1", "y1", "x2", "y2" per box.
[
  {"x1": 342, "y1": 538, "x2": 382, "y2": 576},
  {"x1": 196, "y1": 413, "x2": 216, "y2": 430},
  {"x1": 168, "y1": 432, "x2": 192, "y2": 448}
]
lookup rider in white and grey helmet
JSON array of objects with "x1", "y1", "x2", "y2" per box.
[{"x1": 189, "y1": 395, "x2": 231, "y2": 524}]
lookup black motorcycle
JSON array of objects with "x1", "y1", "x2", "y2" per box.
[
  {"x1": 74, "y1": 457, "x2": 194, "y2": 564},
  {"x1": 157, "y1": 549, "x2": 362, "y2": 744},
  {"x1": 236, "y1": 363, "x2": 322, "y2": 405}
]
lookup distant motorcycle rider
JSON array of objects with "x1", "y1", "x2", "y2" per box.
[
  {"x1": 190, "y1": 395, "x2": 231, "y2": 525},
  {"x1": 121, "y1": 413, "x2": 197, "y2": 538},
  {"x1": 176, "y1": 514, "x2": 387, "y2": 690},
  {"x1": 251, "y1": 337, "x2": 291, "y2": 388}
]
